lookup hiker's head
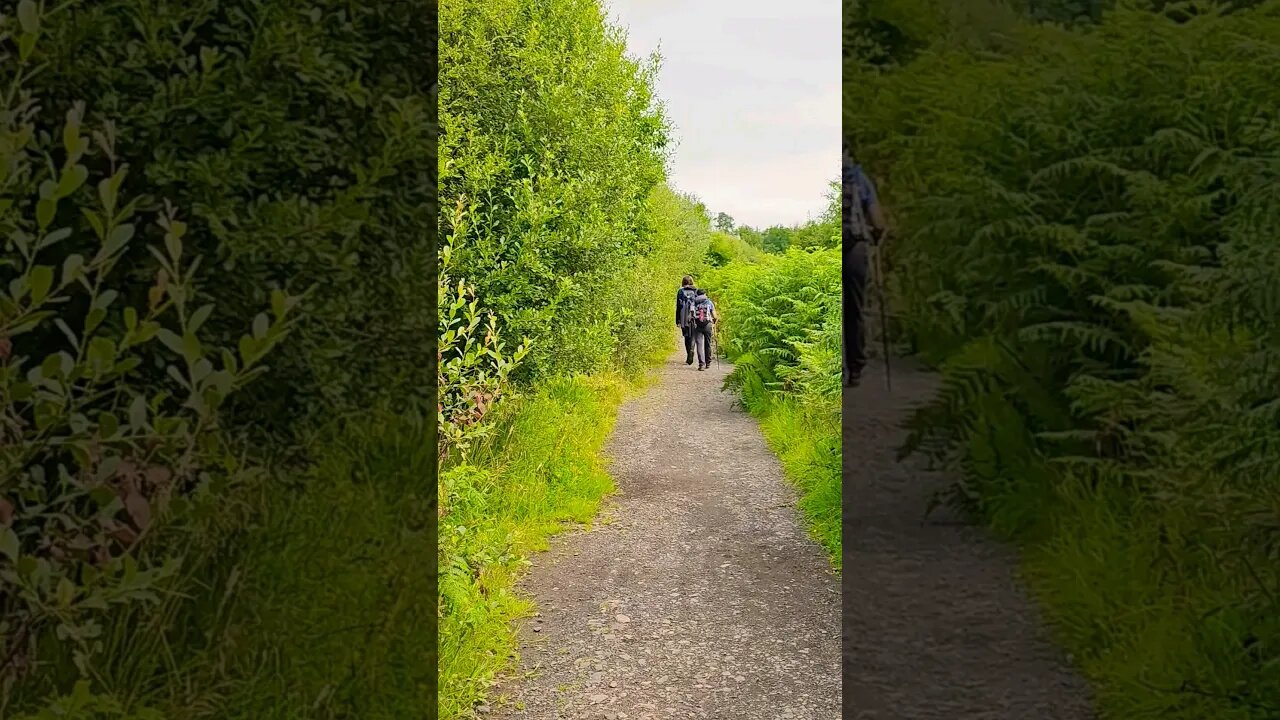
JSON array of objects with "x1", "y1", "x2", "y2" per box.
[
  {"x1": 682, "y1": 275, "x2": 694, "y2": 287},
  {"x1": 695, "y1": 289, "x2": 707, "y2": 298}
]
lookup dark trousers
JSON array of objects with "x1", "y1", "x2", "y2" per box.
[
  {"x1": 681, "y1": 324, "x2": 695, "y2": 359},
  {"x1": 843, "y1": 239, "x2": 869, "y2": 381},
  {"x1": 694, "y1": 323, "x2": 713, "y2": 366}
]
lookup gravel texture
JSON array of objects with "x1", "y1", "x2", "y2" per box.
[
  {"x1": 842, "y1": 354, "x2": 1096, "y2": 719},
  {"x1": 489, "y1": 342, "x2": 841, "y2": 720}
]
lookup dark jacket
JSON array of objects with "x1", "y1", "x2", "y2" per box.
[
  {"x1": 676, "y1": 286, "x2": 697, "y2": 326},
  {"x1": 843, "y1": 160, "x2": 881, "y2": 242}
]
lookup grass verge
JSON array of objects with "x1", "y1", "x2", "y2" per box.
[
  {"x1": 436, "y1": 374, "x2": 629, "y2": 719},
  {"x1": 1001, "y1": 481, "x2": 1277, "y2": 720},
  {"x1": 745, "y1": 396, "x2": 841, "y2": 570}
]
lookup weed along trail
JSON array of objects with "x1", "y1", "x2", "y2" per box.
[
  {"x1": 841, "y1": 357, "x2": 1095, "y2": 719},
  {"x1": 491, "y1": 342, "x2": 841, "y2": 719}
]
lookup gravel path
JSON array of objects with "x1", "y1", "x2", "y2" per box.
[
  {"x1": 490, "y1": 340, "x2": 841, "y2": 720},
  {"x1": 842, "y1": 354, "x2": 1096, "y2": 719}
]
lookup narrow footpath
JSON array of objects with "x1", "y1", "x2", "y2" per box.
[
  {"x1": 492, "y1": 342, "x2": 841, "y2": 720},
  {"x1": 842, "y1": 355, "x2": 1096, "y2": 719}
]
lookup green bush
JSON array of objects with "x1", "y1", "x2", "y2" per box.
[
  {"x1": 439, "y1": 0, "x2": 670, "y2": 383},
  {"x1": 849, "y1": 2, "x2": 1280, "y2": 716},
  {"x1": 3, "y1": 1, "x2": 437, "y2": 715},
  {"x1": 707, "y1": 230, "x2": 763, "y2": 267},
  {"x1": 0, "y1": 13, "x2": 292, "y2": 710},
  {"x1": 22, "y1": 0, "x2": 435, "y2": 433}
]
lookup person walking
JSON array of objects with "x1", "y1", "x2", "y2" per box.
[
  {"x1": 676, "y1": 275, "x2": 699, "y2": 365},
  {"x1": 843, "y1": 141, "x2": 887, "y2": 387},
  {"x1": 691, "y1": 288, "x2": 719, "y2": 371}
]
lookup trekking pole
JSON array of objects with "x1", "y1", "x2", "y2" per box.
[{"x1": 873, "y1": 230, "x2": 892, "y2": 392}]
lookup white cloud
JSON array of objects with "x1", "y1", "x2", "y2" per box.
[{"x1": 605, "y1": 0, "x2": 840, "y2": 229}]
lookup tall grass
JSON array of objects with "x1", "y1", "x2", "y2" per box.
[
  {"x1": 4, "y1": 414, "x2": 437, "y2": 720},
  {"x1": 437, "y1": 376, "x2": 626, "y2": 718}
]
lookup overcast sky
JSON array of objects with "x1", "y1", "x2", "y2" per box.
[{"x1": 604, "y1": 0, "x2": 840, "y2": 229}]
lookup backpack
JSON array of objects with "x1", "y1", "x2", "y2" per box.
[
  {"x1": 843, "y1": 161, "x2": 873, "y2": 242},
  {"x1": 694, "y1": 297, "x2": 713, "y2": 326},
  {"x1": 679, "y1": 287, "x2": 698, "y2": 327}
]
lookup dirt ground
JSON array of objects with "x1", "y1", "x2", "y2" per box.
[
  {"x1": 841, "y1": 354, "x2": 1096, "y2": 719},
  {"x1": 489, "y1": 342, "x2": 841, "y2": 720}
]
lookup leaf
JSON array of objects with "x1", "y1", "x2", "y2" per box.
[
  {"x1": 156, "y1": 328, "x2": 184, "y2": 355},
  {"x1": 29, "y1": 265, "x2": 54, "y2": 304},
  {"x1": 84, "y1": 308, "x2": 106, "y2": 333},
  {"x1": 17, "y1": 0, "x2": 38, "y2": 34},
  {"x1": 252, "y1": 312, "x2": 268, "y2": 339},
  {"x1": 81, "y1": 208, "x2": 105, "y2": 240},
  {"x1": 124, "y1": 306, "x2": 137, "y2": 331},
  {"x1": 38, "y1": 227, "x2": 73, "y2": 251},
  {"x1": 0, "y1": 527, "x2": 18, "y2": 562},
  {"x1": 166, "y1": 364, "x2": 186, "y2": 386},
  {"x1": 164, "y1": 228, "x2": 183, "y2": 262},
  {"x1": 56, "y1": 578, "x2": 76, "y2": 608},
  {"x1": 93, "y1": 289, "x2": 119, "y2": 311},
  {"x1": 192, "y1": 357, "x2": 212, "y2": 383},
  {"x1": 56, "y1": 164, "x2": 89, "y2": 198},
  {"x1": 106, "y1": 223, "x2": 135, "y2": 254},
  {"x1": 18, "y1": 33, "x2": 35, "y2": 61},
  {"x1": 189, "y1": 303, "x2": 214, "y2": 334},
  {"x1": 124, "y1": 491, "x2": 151, "y2": 530},
  {"x1": 61, "y1": 253, "x2": 85, "y2": 285},
  {"x1": 98, "y1": 169, "x2": 128, "y2": 214},
  {"x1": 128, "y1": 394, "x2": 147, "y2": 429},
  {"x1": 181, "y1": 332, "x2": 202, "y2": 361},
  {"x1": 36, "y1": 198, "x2": 56, "y2": 229},
  {"x1": 98, "y1": 411, "x2": 119, "y2": 439}
]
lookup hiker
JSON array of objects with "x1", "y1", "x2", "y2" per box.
[
  {"x1": 691, "y1": 288, "x2": 719, "y2": 371},
  {"x1": 676, "y1": 275, "x2": 699, "y2": 365},
  {"x1": 842, "y1": 141, "x2": 886, "y2": 387}
]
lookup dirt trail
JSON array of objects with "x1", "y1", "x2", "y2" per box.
[
  {"x1": 491, "y1": 341, "x2": 841, "y2": 720},
  {"x1": 842, "y1": 355, "x2": 1095, "y2": 719}
]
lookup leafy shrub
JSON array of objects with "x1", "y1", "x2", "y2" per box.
[
  {"x1": 22, "y1": 0, "x2": 435, "y2": 435},
  {"x1": 707, "y1": 231, "x2": 762, "y2": 267},
  {"x1": 850, "y1": 2, "x2": 1280, "y2": 716},
  {"x1": 2, "y1": 0, "x2": 437, "y2": 715},
  {"x1": 439, "y1": 0, "x2": 670, "y2": 383},
  {"x1": 0, "y1": 12, "x2": 293, "y2": 709},
  {"x1": 437, "y1": 226, "x2": 530, "y2": 463}
]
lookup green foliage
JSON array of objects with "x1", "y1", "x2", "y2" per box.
[
  {"x1": 737, "y1": 186, "x2": 838, "y2": 256},
  {"x1": 2, "y1": 1, "x2": 437, "y2": 715},
  {"x1": 702, "y1": 247, "x2": 842, "y2": 562},
  {"x1": 438, "y1": 230, "x2": 530, "y2": 463},
  {"x1": 21, "y1": 0, "x2": 434, "y2": 432},
  {"x1": 852, "y1": 1, "x2": 1280, "y2": 716},
  {"x1": 0, "y1": 20, "x2": 292, "y2": 711},
  {"x1": 705, "y1": 249, "x2": 842, "y2": 402},
  {"x1": 706, "y1": 230, "x2": 762, "y2": 267},
  {"x1": 436, "y1": 1, "x2": 711, "y2": 715},
  {"x1": 440, "y1": 0, "x2": 670, "y2": 383},
  {"x1": 173, "y1": 415, "x2": 436, "y2": 720}
]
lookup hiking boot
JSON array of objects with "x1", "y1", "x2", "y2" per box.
[
  {"x1": 698, "y1": 364, "x2": 706, "y2": 371},
  {"x1": 686, "y1": 353, "x2": 695, "y2": 365}
]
